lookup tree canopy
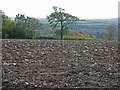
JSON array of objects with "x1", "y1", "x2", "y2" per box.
[
  {"x1": 47, "y1": 6, "x2": 79, "y2": 39},
  {"x1": 2, "y1": 12, "x2": 42, "y2": 39}
]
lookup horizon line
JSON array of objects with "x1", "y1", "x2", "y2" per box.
[{"x1": 9, "y1": 16, "x2": 118, "y2": 20}]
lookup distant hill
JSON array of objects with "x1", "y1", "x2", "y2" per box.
[
  {"x1": 38, "y1": 18, "x2": 118, "y2": 22},
  {"x1": 87, "y1": 18, "x2": 118, "y2": 22},
  {"x1": 37, "y1": 18, "x2": 48, "y2": 21},
  {"x1": 68, "y1": 31, "x2": 85, "y2": 38}
]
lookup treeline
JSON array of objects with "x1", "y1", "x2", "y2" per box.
[{"x1": 1, "y1": 10, "x2": 42, "y2": 39}]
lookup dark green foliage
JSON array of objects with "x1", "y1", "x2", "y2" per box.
[
  {"x1": 15, "y1": 14, "x2": 42, "y2": 39},
  {"x1": 2, "y1": 14, "x2": 26, "y2": 39},
  {"x1": 27, "y1": 17, "x2": 42, "y2": 39},
  {"x1": 2, "y1": 12, "x2": 42, "y2": 39},
  {"x1": 36, "y1": 35, "x2": 59, "y2": 40}
]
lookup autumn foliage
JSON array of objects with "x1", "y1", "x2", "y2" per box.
[{"x1": 68, "y1": 31, "x2": 89, "y2": 39}]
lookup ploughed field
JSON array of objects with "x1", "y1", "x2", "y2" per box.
[{"x1": 1, "y1": 39, "x2": 119, "y2": 89}]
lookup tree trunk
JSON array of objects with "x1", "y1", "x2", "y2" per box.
[
  {"x1": 60, "y1": 21, "x2": 63, "y2": 40},
  {"x1": 61, "y1": 31, "x2": 63, "y2": 40}
]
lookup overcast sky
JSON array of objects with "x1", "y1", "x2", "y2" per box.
[{"x1": 0, "y1": 0, "x2": 119, "y2": 19}]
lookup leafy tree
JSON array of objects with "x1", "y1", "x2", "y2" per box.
[
  {"x1": 28, "y1": 17, "x2": 42, "y2": 39},
  {"x1": 15, "y1": 14, "x2": 42, "y2": 39},
  {"x1": 2, "y1": 13, "x2": 18, "y2": 38},
  {"x1": 105, "y1": 25, "x2": 117, "y2": 40},
  {"x1": 1, "y1": 11, "x2": 43, "y2": 39},
  {"x1": 15, "y1": 14, "x2": 26, "y2": 29},
  {"x1": 47, "y1": 6, "x2": 79, "y2": 40},
  {"x1": 15, "y1": 14, "x2": 32, "y2": 38}
]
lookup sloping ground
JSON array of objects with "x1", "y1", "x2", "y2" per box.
[
  {"x1": 1, "y1": 39, "x2": 119, "y2": 89},
  {"x1": 68, "y1": 31, "x2": 90, "y2": 38},
  {"x1": 68, "y1": 31, "x2": 86, "y2": 38}
]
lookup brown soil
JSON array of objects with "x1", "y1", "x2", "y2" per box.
[{"x1": 1, "y1": 39, "x2": 119, "y2": 89}]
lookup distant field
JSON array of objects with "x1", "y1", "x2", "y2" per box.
[{"x1": 40, "y1": 19, "x2": 117, "y2": 36}]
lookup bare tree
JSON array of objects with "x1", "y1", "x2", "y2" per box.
[{"x1": 105, "y1": 25, "x2": 117, "y2": 40}]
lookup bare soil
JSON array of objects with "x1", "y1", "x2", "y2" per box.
[{"x1": 1, "y1": 39, "x2": 119, "y2": 89}]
